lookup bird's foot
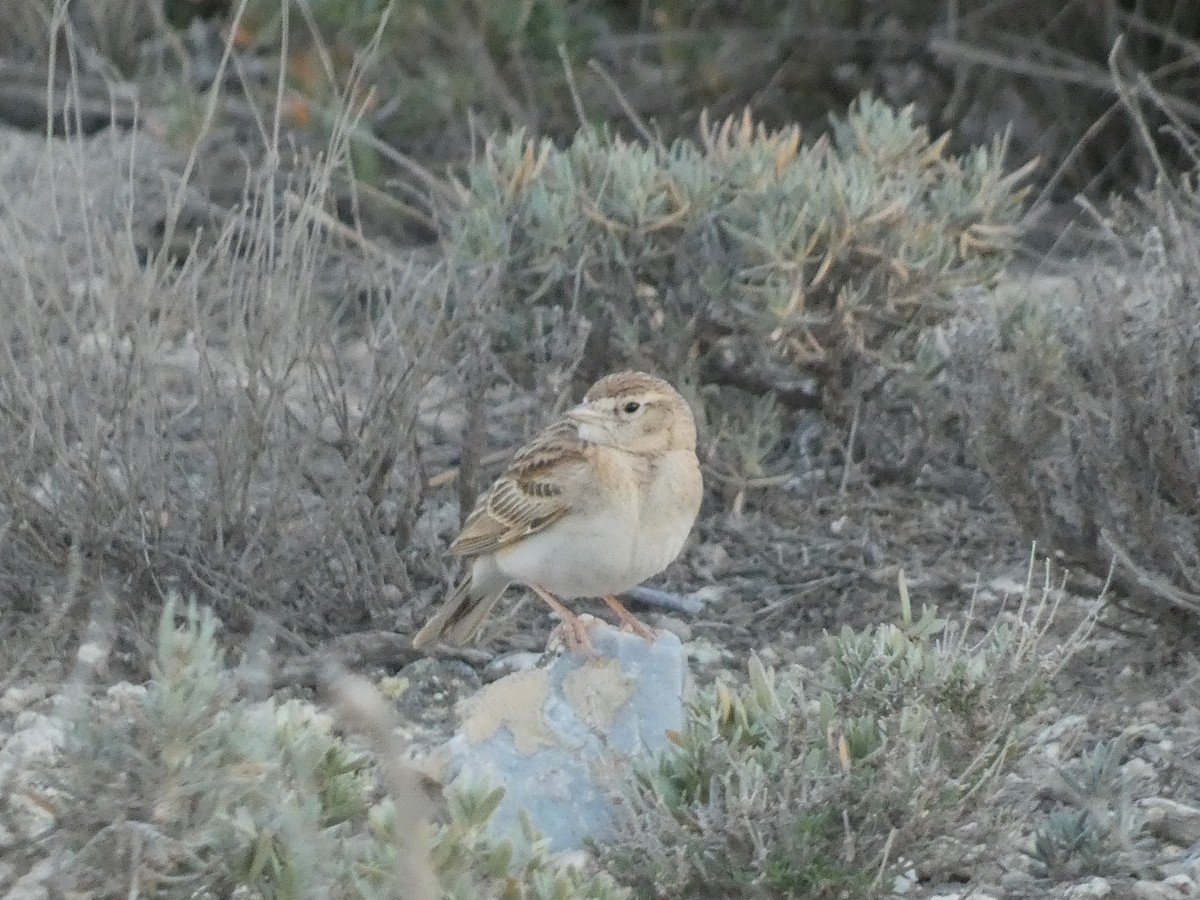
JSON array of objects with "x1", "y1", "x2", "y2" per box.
[
  {"x1": 546, "y1": 615, "x2": 598, "y2": 657},
  {"x1": 531, "y1": 585, "x2": 598, "y2": 657}
]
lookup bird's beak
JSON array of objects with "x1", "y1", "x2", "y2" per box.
[{"x1": 566, "y1": 404, "x2": 608, "y2": 426}]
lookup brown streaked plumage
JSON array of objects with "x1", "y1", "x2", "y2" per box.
[
  {"x1": 412, "y1": 371, "x2": 702, "y2": 652},
  {"x1": 448, "y1": 421, "x2": 582, "y2": 557}
]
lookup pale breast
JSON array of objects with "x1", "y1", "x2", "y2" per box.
[
  {"x1": 491, "y1": 447, "x2": 643, "y2": 599},
  {"x1": 629, "y1": 449, "x2": 702, "y2": 583},
  {"x1": 490, "y1": 445, "x2": 701, "y2": 599}
]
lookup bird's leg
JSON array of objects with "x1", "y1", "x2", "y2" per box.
[
  {"x1": 530, "y1": 584, "x2": 596, "y2": 655},
  {"x1": 602, "y1": 594, "x2": 657, "y2": 642}
]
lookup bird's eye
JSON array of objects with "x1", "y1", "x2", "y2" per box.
[{"x1": 622, "y1": 401, "x2": 641, "y2": 414}]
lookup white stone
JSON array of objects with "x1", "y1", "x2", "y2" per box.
[
  {"x1": 0, "y1": 685, "x2": 49, "y2": 716},
  {"x1": 892, "y1": 862, "x2": 918, "y2": 895},
  {"x1": 0, "y1": 715, "x2": 65, "y2": 785}
]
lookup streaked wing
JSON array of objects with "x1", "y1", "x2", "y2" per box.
[{"x1": 450, "y1": 420, "x2": 587, "y2": 557}]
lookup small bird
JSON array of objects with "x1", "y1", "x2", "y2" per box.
[{"x1": 413, "y1": 371, "x2": 703, "y2": 652}]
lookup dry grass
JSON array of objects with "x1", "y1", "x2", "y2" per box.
[{"x1": 0, "y1": 21, "x2": 486, "y2": 678}]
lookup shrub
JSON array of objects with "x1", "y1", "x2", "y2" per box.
[
  {"x1": 46, "y1": 598, "x2": 628, "y2": 899},
  {"x1": 1026, "y1": 740, "x2": 1152, "y2": 881},
  {"x1": 440, "y1": 97, "x2": 1032, "y2": 466},
  {"x1": 53, "y1": 599, "x2": 381, "y2": 897},
  {"x1": 939, "y1": 180, "x2": 1200, "y2": 623},
  {"x1": 603, "y1": 569, "x2": 1080, "y2": 899},
  {"x1": 0, "y1": 111, "x2": 461, "y2": 650},
  {"x1": 0, "y1": 0, "x2": 160, "y2": 73}
]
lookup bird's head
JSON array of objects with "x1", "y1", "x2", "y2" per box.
[{"x1": 566, "y1": 371, "x2": 697, "y2": 455}]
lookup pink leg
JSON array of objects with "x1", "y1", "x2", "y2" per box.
[{"x1": 602, "y1": 594, "x2": 657, "y2": 642}]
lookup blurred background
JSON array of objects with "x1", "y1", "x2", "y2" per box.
[{"x1": 5, "y1": 0, "x2": 1200, "y2": 238}]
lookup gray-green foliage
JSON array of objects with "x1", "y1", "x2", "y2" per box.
[
  {"x1": 52, "y1": 599, "x2": 625, "y2": 899},
  {"x1": 428, "y1": 786, "x2": 628, "y2": 900},
  {"x1": 1026, "y1": 739, "x2": 1150, "y2": 881},
  {"x1": 57, "y1": 599, "x2": 375, "y2": 898},
  {"x1": 443, "y1": 96, "x2": 1032, "y2": 398},
  {"x1": 604, "y1": 575, "x2": 1059, "y2": 899}
]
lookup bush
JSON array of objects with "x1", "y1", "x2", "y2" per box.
[
  {"x1": 0, "y1": 117, "x2": 463, "y2": 648},
  {"x1": 46, "y1": 598, "x2": 628, "y2": 899},
  {"x1": 440, "y1": 97, "x2": 1031, "y2": 461},
  {"x1": 603, "y1": 571, "x2": 1076, "y2": 899},
  {"x1": 34, "y1": 570, "x2": 1091, "y2": 898},
  {"x1": 940, "y1": 180, "x2": 1200, "y2": 623}
]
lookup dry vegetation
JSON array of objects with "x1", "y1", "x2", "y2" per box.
[
  {"x1": 0, "y1": 117, "x2": 464, "y2": 668},
  {"x1": 605, "y1": 573, "x2": 1085, "y2": 899},
  {"x1": 940, "y1": 154, "x2": 1200, "y2": 626}
]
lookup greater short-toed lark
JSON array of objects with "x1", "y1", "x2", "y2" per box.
[{"x1": 413, "y1": 371, "x2": 703, "y2": 651}]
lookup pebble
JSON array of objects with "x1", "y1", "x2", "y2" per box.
[{"x1": 0, "y1": 685, "x2": 49, "y2": 716}]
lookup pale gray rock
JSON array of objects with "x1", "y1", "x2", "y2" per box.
[
  {"x1": 2, "y1": 855, "x2": 59, "y2": 900},
  {"x1": 0, "y1": 712, "x2": 65, "y2": 846},
  {"x1": 1132, "y1": 874, "x2": 1200, "y2": 899},
  {"x1": 1067, "y1": 878, "x2": 1113, "y2": 899},
  {"x1": 436, "y1": 621, "x2": 687, "y2": 851},
  {"x1": 1141, "y1": 798, "x2": 1200, "y2": 847}
]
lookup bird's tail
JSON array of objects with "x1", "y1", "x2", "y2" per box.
[{"x1": 412, "y1": 572, "x2": 508, "y2": 648}]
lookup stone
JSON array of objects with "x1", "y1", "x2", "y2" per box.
[
  {"x1": 439, "y1": 622, "x2": 687, "y2": 851},
  {"x1": 3, "y1": 854, "x2": 60, "y2": 900},
  {"x1": 1132, "y1": 874, "x2": 1200, "y2": 899},
  {"x1": 891, "y1": 861, "x2": 918, "y2": 894},
  {"x1": 1068, "y1": 877, "x2": 1113, "y2": 899},
  {"x1": 1141, "y1": 797, "x2": 1200, "y2": 846}
]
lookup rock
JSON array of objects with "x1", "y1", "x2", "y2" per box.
[
  {"x1": 1068, "y1": 877, "x2": 1113, "y2": 899},
  {"x1": 438, "y1": 623, "x2": 686, "y2": 851},
  {"x1": 1034, "y1": 714, "x2": 1087, "y2": 761},
  {"x1": 104, "y1": 682, "x2": 147, "y2": 714},
  {"x1": 684, "y1": 584, "x2": 724, "y2": 608},
  {"x1": 0, "y1": 712, "x2": 66, "y2": 847},
  {"x1": 649, "y1": 614, "x2": 691, "y2": 642},
  {"x1": 684, "y1": 637, "x2": 731, "y2": 667},
  {"x1": 395, "y1": 657, "x2": 482, "y2": 731},
  {"x1": 891, "y1": 860, "x2": 918, "y2": 894},
  {"x1": 1164, "y1": 875, "x2": 1200, "y2": 897},
  {"x1": 483, "y1": 651, "x2": 542, "y2": 683},
  {"x1": 998, "y1": 866, "x2": 1039, "y2": 895},
  {"x1": 3, "y1": 854, "x2": 61, "y2": 900},
  {"x1": 0, "y1": 685, "x2": 49, "y2": 716},
  {"x1": 1121, "y1": 756, "x2": 1159, "y2": 793},
  {"x1": 1132, "y1": 874, "x2": 1200, "y2": 899},
  {"x1": 1140, "y1": 797, "x2": 1200, "y2": 846}
]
